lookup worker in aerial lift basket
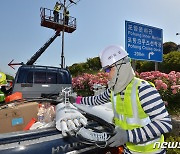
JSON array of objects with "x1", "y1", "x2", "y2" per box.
[
  {"x1": 64, "y1": 8, "x2": 69, "y2": 25},
  {"x1": 69, "y1": 45, "x2": 172, "y2": 154},
  {"x1": 53, "y1": 2, "x2": 61, "y2": 22}
]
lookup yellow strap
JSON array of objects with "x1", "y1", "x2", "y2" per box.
[
  {"x1": 124, "y1": 79, "x2": 134, "y2": 117},
  {"x1": 116, "y1": 94, "x2": 123, "y2": 114}
]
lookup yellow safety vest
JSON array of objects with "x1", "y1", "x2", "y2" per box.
[
  {"x1": 64, "y1": 10, "x2": 69, "y2": 17},
  {"x1": 0, "y1": 72, "x2": 7, "y2": 85},
  {"x1": 111, "y1": 77, "x2": 164, "y2": 153},
  {"x1": 66, "y1": 11, "x2": 69, "y2": 16},
  {"x1": 54, "y1": 4, "x2": 61, "y2": 12}
]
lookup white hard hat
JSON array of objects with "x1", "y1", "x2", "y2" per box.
[{"x1": 99, "y1": 45, "x2": 128, "y2": 68}]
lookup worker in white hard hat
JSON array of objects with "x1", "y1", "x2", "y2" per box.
[
  {"x1": 69, "y1": 45, "x2": 172, "y2": 153},
  {"x1": 0, "y1": 72, "x2": 8, "y2": 103}
]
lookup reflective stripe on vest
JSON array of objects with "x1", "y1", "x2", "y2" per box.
[{"x1": 111, "y1": 77, "x2": 164, "y2": 153}]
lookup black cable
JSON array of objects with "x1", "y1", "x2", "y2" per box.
[{"x1": 112, "y1": 63, "x2": 122, "y2": 91}]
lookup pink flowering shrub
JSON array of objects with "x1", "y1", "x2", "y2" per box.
[
  {"x1": 136, "y1": 71, "x2": 180, "y2": 104},
  {"x1": 72, "y1": 72, "x2": 109, "y2": 96},
  {"x1": 72, "y1": 71, "x2": 180, "y2": 105}
]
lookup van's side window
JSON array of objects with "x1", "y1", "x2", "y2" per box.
[
  {"x1": 47, "y1": 72, "x2": 57, "y2": 84},
  {"x1": 34, "y1": 71, "x2": 46, "y2": 83}
]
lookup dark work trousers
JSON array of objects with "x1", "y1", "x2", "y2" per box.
[
  {"x1": 53, "y1": 11, "x2": 59, "y2": 22},
  {"x1": 65, "y1": 16, "x2": 69, "y2": 25}
]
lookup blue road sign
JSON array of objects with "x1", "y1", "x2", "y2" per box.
[{"x1": 125, "y1": 21, "x2": 163, "y2": 62}]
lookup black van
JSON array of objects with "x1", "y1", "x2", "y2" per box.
[{"x1": 12, "y1": 65, "x2": 72, "y2": 98}]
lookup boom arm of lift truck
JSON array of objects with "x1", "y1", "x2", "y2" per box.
[{"x1": 26, "y1": 31, "x2": 60, "y2": 65}]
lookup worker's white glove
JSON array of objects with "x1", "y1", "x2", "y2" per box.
[
  {"x1": 107, "y1": 126, "x2": 128, "y2": 147},
  {"x1": 56, "y1": 103, "x2": 87, "y2": 136}
]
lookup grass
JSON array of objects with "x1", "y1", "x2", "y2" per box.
[{"x1": 165, "y1": 135, "x2": 180, "y2": 154}]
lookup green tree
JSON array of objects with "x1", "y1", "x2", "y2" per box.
[
  {"x1": 68, "y1": 56, "x2": 101, "y2": 76},
  {"x1": 163, "y1": 42, "x2": 178, "y2": 54},
  {"x1": 135, "y1": 60, "x2": 155, "y2": 73},
  {"x1": 86, "y1": 57, "x2": 101, "y2": 71},
  {"x1": 68, "y1": 62, "x2": 89, "y2": 76},
  {"x1": 159, "y1": 51, "x2": 180, "y2": 73}
]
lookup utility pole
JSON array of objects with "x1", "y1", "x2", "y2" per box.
[
  {"x1": 61, "y1": 0, "x2": 66, "y2": 68},
  {"x1": 176, "y1": 33, "x2": 180, "y2": 51},
  {"x1": 60, "y1": 0, "x2": 77, "y2": 68}
]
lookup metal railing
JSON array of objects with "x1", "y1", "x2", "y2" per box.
[{"x1": 40, "y1": 7, "x2": 76, "y2": 29}]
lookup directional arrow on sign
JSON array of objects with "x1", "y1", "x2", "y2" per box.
[{"x1": 148, "y1": 52, "x2": 154, "y2": 59}]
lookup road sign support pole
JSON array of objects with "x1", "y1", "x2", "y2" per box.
[
  {"x1": 132, "y1": 60, "x2": 136, "y2": 71},
  {"x1": 155, "y1": 62, "x2": 158, "y2": 71}
]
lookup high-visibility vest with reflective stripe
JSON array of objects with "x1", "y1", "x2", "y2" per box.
[
  {"x1": 66, "y1": 11, "x2": 69, "y2": 16},
  {"x1": 0, "y1": 90, "x2": 5, "y2": 102},
  {"x1": 64, "y1": 10, "x2": 69, "y2": 17},
  {"x1": 110, "y1": 77, "x2": 164, "y2": 153},
  {"x1": 54, "y1": 5, "x2": 61, "y2": 12}
]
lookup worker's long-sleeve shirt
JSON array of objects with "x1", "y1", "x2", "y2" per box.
[{"x1": 80, "y1": 80, "x2": 172, "y2": 153}]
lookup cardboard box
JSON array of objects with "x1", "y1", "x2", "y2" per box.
[{"x1": 0, "y1": 102, "x2": 38, "y2": 133}]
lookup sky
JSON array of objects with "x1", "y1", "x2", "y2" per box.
[{"x1": 1, "y1": 0, "x2": 180, "y2": 76}]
